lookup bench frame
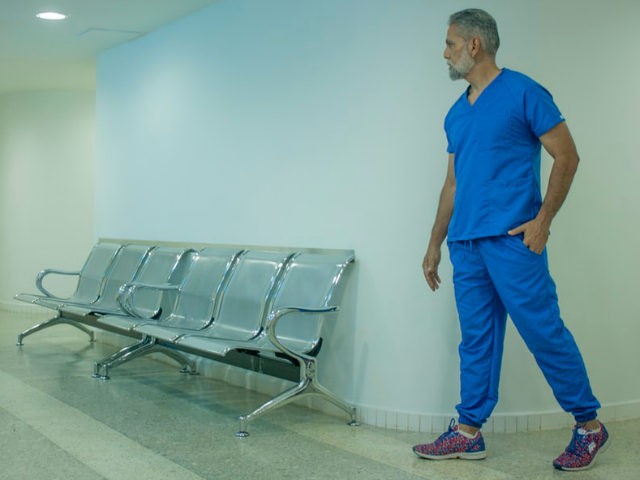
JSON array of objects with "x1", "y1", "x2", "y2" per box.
[{"x1": 16, "y1": 239, "x2": 358, "y2": 436}]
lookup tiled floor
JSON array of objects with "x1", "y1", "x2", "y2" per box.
[{"x1": 1, "y1": 310, "x2": 637, "y2": 480}]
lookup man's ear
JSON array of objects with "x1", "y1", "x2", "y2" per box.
[{"x1": 469, "y1": 37, "x2": 482, "y2": 56}]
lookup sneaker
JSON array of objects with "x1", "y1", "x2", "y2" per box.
[
  {"x1": 553, "y1": 421, "x2": 610, "y2": 471},
  {"x1": 412, "y1": 418, "x2": 486, "y2": 460}
]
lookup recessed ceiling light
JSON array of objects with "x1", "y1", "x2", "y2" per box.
[{"x1": 36, "y1": 12, "x2": 67, "y2": 21}]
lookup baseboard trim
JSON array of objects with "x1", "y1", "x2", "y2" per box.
[{"x1": 352, "y1": 400, "x2": 640, "y2": 433}]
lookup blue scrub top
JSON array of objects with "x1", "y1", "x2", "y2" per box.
[{"x1": 445, "y1": 68, "x2": 565, "y2": 241}]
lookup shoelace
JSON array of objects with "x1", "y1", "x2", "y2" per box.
[{"x1": 436, "y1": 419, "x2": 458, "y2": 442}]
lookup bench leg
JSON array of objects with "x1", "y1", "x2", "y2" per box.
[
  {"x1": 93, "y1": 336, "x2": 152, "y2": 379},
  {"x1": 159, "y1": 347, "x2": 199, "y2": 376},
  {"x1": 236, "y1": 357, "x2": 357, "y2": 437},
  {"x1": 17, "y1": 314, "x2": 95, "y2": 346},
  {"x1": 93, "y1": 336, "x2": 197, "y2": 380}
]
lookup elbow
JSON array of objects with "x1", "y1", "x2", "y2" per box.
[
  {"x1": 562, "y1": 151, "x2": 579, "y2": 175},
  {"x1": 572, "y1": 153, "x2": 580, "y2": 173}
]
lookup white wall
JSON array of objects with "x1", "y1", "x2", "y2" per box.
[
  {"x1": 0, "y1": 91, "x2": 96, "y2": 304},
  {"x1": 95, "y1": 0, "x2": 640, "y2": 429}
]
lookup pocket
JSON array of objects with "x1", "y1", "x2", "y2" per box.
[{"x1": 504, "y1": 232, "x2": 543, "y2": 258}]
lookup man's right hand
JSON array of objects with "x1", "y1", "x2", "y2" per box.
[{"x1": 422, "y1": 246, "x2": 442, "y2": 291}]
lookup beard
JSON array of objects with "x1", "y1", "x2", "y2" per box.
[{"x1": 448, "y1": 49, "x2": 475, "y2": 80}]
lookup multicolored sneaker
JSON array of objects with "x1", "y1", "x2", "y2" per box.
[
  {"x1": 412, "y1": 418, "x2": 486, "y2": 460},
  {"x1": 553, "y1": 421, "x2": 610, "y2": 471}
]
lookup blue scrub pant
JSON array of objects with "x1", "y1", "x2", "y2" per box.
[{"x1": 448, "y1": 235, "x2": 600, "y2": 428}]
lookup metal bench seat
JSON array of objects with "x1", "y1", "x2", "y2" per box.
[
  {"x1": 93, "y1": 250, "x2": 293, "y2": 378},
  {"x1": 16, "y1": 245, "x2": 190, "y2": 345},
  {"x1": 208, "y1": 250, "x2": 356, "y2": 436},
  {"x1": 32, "y1": 244, "x2": 152, "y2": 314},
  {"x1": 15, "y1": 241, "x2": 356, "y2": 436},
  {"x1": 184, "y1": 250, "x2": 354, "y2": 358},
  {"x1": 130, "y1": 248, "x2": 295, "y2": 346},
  {"x1": 121, "y1": 250, "x2": 355, "y2": 436},
  {"x1": 96, "y1": 245, "x2": 193, "y2": 318},
  {"x1": 15, "y1": 242, "x2": 122, "y2": 307},
  {"x1": 15, "y1": 243, "x2": 150, "y2": 345},
  {"x1": 91, "y1": 248, "x2": 241, "y2": 377}
]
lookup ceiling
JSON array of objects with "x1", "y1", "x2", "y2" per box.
[{"x1": 0, "y1": 0, "x2": 219, "y2": 95}]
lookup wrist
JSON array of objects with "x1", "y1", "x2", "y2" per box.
[{"x1": 535, "y1": 210, "x2": 553, "y2": 229}]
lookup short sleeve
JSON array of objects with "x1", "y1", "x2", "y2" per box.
[
  {"x1": 524, "y1": 83, "x2": 565, "y2": 138},
  {"x1": 446, "y1": 129, "x2": 455, "y2": 154}
]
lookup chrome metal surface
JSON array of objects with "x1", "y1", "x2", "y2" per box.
[
  {"x1": 232, "y1": 252, "x2": 356, "y2": 434},
  {"x1": 94, "y1": 248, "x2": 241, "y2": 377},
  {"x1": 179, "y1": 250, "x2": 295, "y2": 343},
  {"x1": 94, "y1": 336, "x2": 197, "y2": 379},
  {"x1": 35, "y1": 269, "x2": 82, "y2": 298},
  {"x1": 113, "y1": 246, "x2": 194, "y2": 319},
  {"x1": 33, "y1": 244, "x2": 152, "y2": 314},
  {"x1": 117, "y1": 282, "x2": 179, "y2": 318},
  {"x1": 13, "y1": 240, "x2": 356, "y2": 435},
  {"x1": 17, "y1": 314, "x2": 96, "y2": 346},
  {"x1": 17, "y1": 242, "x2": 122, "y2": 307},
  {"x1": 15, "y1": 244, "x2": 152, "y2": 344}
]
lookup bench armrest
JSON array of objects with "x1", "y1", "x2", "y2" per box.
[
  {"x1": 117, "y1": 282, "x2": 179, "y2": 318},
  {"x1": 265, "y1": 306, "x2": 338, "y2": 360},
  {"x1": 35, "y1": 269, "x2": 81, "y2": 298}
]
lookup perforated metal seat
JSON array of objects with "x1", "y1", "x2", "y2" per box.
[
  {"x1": 15, "y1": 240, "x2": 357, "y2": 435},
  {"x1": 92, "y1": 248, "x2": 242, "y2": 378},
  {"x1": 96, "y1": 245, "x2": 193, "y2": 325},
  {"x1": 249, "y1": 250, "x2": 355, "y2": 354},
  {"x1": 177, "y1": 250, "x2": 294, "y2": 345},
  {"x1": 34, "y1": 244, "x2": 152, "y2": 315},
  {"x1": 15, "y1": 242, "x2": 122, "y2": 307},
  {"x1": 133, "y1": 248, "x2": 243, "y2": 338},
  {"x1": 241, "y1": 251, "x2": 355, "y2": 434},
  {"x1": 15, "y1": 243, "x2": 151, "y2": 345},
  {"x1": 163, "y1": 250, "x2": 356, "y2": 435}
]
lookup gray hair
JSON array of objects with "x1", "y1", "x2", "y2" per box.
[{"x1": 449, "y1": 9, "x2": 500, "y2": 55}]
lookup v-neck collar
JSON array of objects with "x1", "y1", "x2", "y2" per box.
[{"x1": 465, "y1": 68, "x2": 505, "y2": 107}]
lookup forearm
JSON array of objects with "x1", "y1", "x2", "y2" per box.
[
  {"x1": 532, "y1": 121, "x2": 580, "y2": 230},
  {"x1": 428, "y1": 154, "x2": 456, "y2": 249},
  {"x1": 537, "y1": 151, "x2": 579, "y2": 227},
  {"x1": 423, "y1": 155, "x2": 456, "y2": 291},
  {"x1": 429, "y1": 184, "x2": 455, "y2": 249},
  {"x1": 423, "y1": 182, "x2": 454, "y2": 291}
]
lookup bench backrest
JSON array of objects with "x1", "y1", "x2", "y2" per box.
[
  {"x1": 91, "y1": 244, "x2": 153, "y2": 311},
  {"x1": 126, "y1": 246, "x2": 194, "y2": 318},
  {"x1": 205, "y1": 250, "x2": 295, "y2": 341},
  {"x1": 270, "y1": 251, "x2": 355, "y2": 353},
  {"x1": 159, "y1": 248, "x2": 242, "y2": 330},
  {"x1": 69, "y1": 242, "x2": 122, "y2": 303}
]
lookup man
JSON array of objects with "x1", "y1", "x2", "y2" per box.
[{"x1": 412, "y1": 9, "x2": 608, "y2": 471}]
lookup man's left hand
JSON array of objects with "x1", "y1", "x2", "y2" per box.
[{"x1": 508, "y1": 218, "x2": 551, "y2": 254}]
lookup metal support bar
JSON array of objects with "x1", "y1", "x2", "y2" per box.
[
  {"x1": 17, "y1": 314, "x2": 95, "y2": 346},
  {"x1": 93, "y1": 336, "x2": 197, "y2": 380},
  {"x1": 93, "y1": 336, "x2": 152, "y2": 378},
  {"x1": 236, "y1": 356, "x2": 357, "y2": 437}
]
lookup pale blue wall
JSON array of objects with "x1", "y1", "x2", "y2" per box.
[{"x1": 95, "y1": 0, "x2": 640, "y2": 423}]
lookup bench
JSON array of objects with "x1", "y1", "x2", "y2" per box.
[
  {"x1": 15, "y1": 244, "x2": 189, "y2": 343},
  {"x1": 15, "y1": 240, "x2": 357, "y2": 436}
]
